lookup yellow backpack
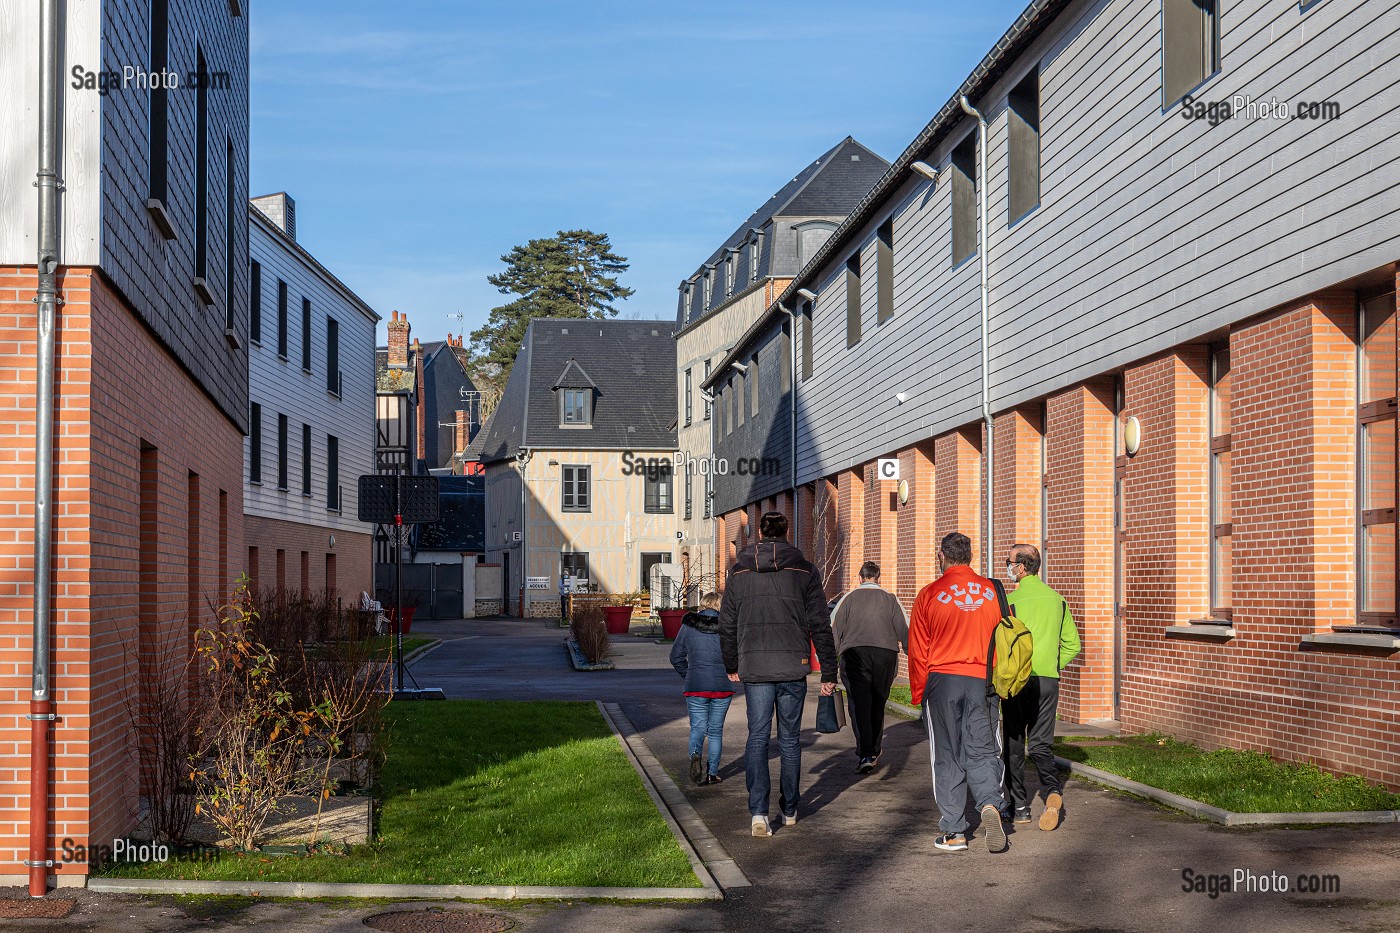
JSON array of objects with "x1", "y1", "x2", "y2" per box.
[{"x1": 986, "y1": 578, "x2": 1034, "y2": 699}]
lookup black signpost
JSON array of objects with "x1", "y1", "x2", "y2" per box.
[{"x1": 359, "y1": 473, "x2": 445, "y2": 700}]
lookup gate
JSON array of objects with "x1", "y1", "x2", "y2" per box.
[{"x1": 375, "y1": 562, "x2": 465, "y2": 620}]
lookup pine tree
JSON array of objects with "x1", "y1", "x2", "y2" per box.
[{"x1": 469, "y1": 230, "x2": 634, "y2": 378}]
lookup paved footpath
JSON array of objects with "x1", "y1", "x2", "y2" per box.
[{"x1": 11, "y1": 616, "x2": 1400, "y2": 933}]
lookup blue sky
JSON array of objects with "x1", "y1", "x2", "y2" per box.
[{"x1": 248, "y1": 1, "x2": 1030, "y2": 346}]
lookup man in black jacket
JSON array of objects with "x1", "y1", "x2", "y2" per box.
[{"x1": 720, "y1": 512, "x2": 838, "y2": 837}]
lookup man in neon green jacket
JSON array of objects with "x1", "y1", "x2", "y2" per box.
[{"x1": 1003, "y1": 543, "x2": 1081, "y2": 831}]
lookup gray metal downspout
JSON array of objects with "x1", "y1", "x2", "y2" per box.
[
  {"x1": 959, "y1": 94, "x2": 992, "y2": 575},
  {"x1": 517, "y1": 449, "x2": 530, "y2": 616},
  {"x1": 30, "y1": 0, "x2": 62, "y2": 898}
]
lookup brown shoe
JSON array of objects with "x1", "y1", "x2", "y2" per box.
[{"x1": 1040, "y1": 791, "x2": 1062, "y2": 831}]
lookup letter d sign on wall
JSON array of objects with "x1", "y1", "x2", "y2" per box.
[{"x1": 877, "y1": 458, "x2": 900, "y2": 481}]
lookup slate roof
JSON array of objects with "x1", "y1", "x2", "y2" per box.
[
  {"x1": 374, "y1": 348, "x2": 416, "y2": 393},
  {"x1": 414, "y1": 475, "x2": 485, "y2": 552},
  {"x1": 474, "y1": 318, "x2": 677, "y2": 463}
]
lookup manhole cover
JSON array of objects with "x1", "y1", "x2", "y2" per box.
[
  {"x1": 0, "y1": 899, "x2": 76, "y2": 919},
  {"x1": 365, "y1": 909, "x2": 513, "y2": 933}
]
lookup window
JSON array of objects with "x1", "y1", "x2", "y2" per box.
[
  {"x1": 735, "y1": 370, "x2": 744, "y2": 427},
  {"x1": 1359, "y1": 292, "x2": 1398, "y2": 623},
  {"x1": 326, "y1": 317, "x2": 340, "y2": 394},
  {"x1": 1209, "y1": 343, "x2": 1232, "y2": 618},
  {"x1": 749, "y1": 234, "x2": 761, "y2": 282},
  {"x1": 1008, "y1": 68, "x2": 1041, "y2": 224},
  {"x1": 301, "y1": 423, "x2": 312, "y2": 495},
  {"x1": 781, "y1": 321, "x2": 792, "y2": 393},
  {"x1": 703, "y1": 470, "x2": 712, "y2": 519},
  {"x1": 645, "y1": 468, "x2": 673, "y2": 513},
  {"x1": 951, "y1": 133, "x2": 978, "y2": 266},
  {"x1": 326, "y1": 435, "x2": 339, "y2": 510},
  {"x1": 1163, "y1": 0, "x2": 1220, "y2": 107},
  {"x1": 685, "y1": 470, "x2": 693, "y2": 520},
  {"x1": 724, "y1": 252, "x2": 735, "y2": 297},
  {"x1": 249, "y1": 402, "x2": 261, "y2": 483},
  {"x1": 684, "y1": 368, "x2": 693, "y2": 426},
  {"x1": 224, "y1": 137, "x2": 236, "y2": 334},
  {"x1": 703, "y1": 360, "x2": 712, "y2": 419},
  {"x1": 276, "y1": 280, "x2": 288, "y2": 358},
  {"x1": 750, "y1": 354, "x2": 759, "y2": 416},
  {"x1": 846, "y1": 254, "x2": 862, "y2": 347},
  {"x1": 276, "y1": 413, "x2": 288, "y2": 490},
  {"x1": 876, "y1": 220, "x2": 894, "y2": 323},
  {"x1": 561, "y1": 388, "x2": 591, "y2": 425},
  {"x1": 250, "y1": 261, "x2": 262, "y2": 343},
  {"x1": 301, "y1": 298, "x2": 313, "y2": 372},
  {"x1": 562, "y1": 465, "x2": 591, "y2": 512},
  {"x1": 702, "y1": 268, "x2": 713, "y2": 309},
  {"x1": 801, "y1": 300, "x2": 814, "y2": 381},
  {"x1": 689, "y1": 279, "x2": 702, "y2": 320},
  {"x1": 148, "y1": 0, "x2": 169, "y2": 209},
  {"x1": 194, "y1": 47, "x2": 209, "y2": 280},
  {"x1": 561, "y1": 552, "x2": 589, "y2": 589}
]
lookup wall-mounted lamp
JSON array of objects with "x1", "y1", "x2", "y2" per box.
[
  {"x1": 547, "y1": 459, "x2": 559, "y2": 466},
  {"x1": 730, "y1": 361, "x2": 749, "y2": 375},
  {"x1": 796, "y1": 288, "x2": 818, "y2": 303},
  {"x1": 910, "y1": 161, "x2": 940, "y2": 182},
  {"x1": 897, "y1": 480, "x2": 910, "y2": 506},
  {"x1": 1124, "y1": 416, "x2": 1142, "y2": 456}
]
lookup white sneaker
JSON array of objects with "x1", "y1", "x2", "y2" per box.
[
  {"x1": 750, "y1": 815, "x2": 772, "y2": 837},
  {"x1": 782, "y1": 810, "x2": 797, "y2": 827}
]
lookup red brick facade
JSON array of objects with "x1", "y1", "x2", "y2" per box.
[
  {"x1": 713, "y1": 281, "x2": 1400, "y2": 788},
  {"x1": 0, "y1": 267, "x2": 246, "y2": 883},
  {"x1": 243, "y1": 515, "x2": 372, "y2": 602}
]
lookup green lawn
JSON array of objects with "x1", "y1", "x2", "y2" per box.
[
  {"x1": 1055, "y1": 733, "x2": 1400, "y2": 813},
  {"x1": 889, "y1": 684, "x2": 913, "y2": 707},
  {"x1": 369, "y1": 635, "x2": 434, "y2": 658},
  {"x1": 103, "y1": 701, "x2": 699, "y2": 888}
]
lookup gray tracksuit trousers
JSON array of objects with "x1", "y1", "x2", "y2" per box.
[{"x1": 922, "y1": 671, "x2": 1005, "y2": 835}]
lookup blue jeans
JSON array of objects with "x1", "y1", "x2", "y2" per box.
[
  {"x1": 744, "y1": 680, "x2": 807, "y2": 817},
  {"x1": 685, "y1": 694, "x2": 733, "y2": 775}
]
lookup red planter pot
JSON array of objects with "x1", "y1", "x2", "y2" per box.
[
  {"x1": 658, "y1": 609, "x2": 687, "y2": 640},
  {"x1": 389, "y1": 606, "x2": 417, "y2": 635},
  {"x1": 809, "y1": 641, "x2": 821, "y2": 673},
  {"x1": 603, "y1": 606, "x2": 633, "y2": 635}
]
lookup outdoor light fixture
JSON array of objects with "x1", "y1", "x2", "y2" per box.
[
  {"x1": 898, "y1": 480, "x2": 910, "y2": 505},
  {"x1": 910, "y1": 160, "x2": 940, "y2": 182},
  {"x1": 730, "y1": 361, "x2": 749, "y2": 374},
  {"x1": 1124, "y1": 416, "x2": 1143, "y2": 456},
  {"x1": 797, "y1": 288, "x2": 818, "y2": 302}
]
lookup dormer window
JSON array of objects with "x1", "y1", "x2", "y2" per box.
[
  {"x1": 562, "y1": 388, "x2": 591, "y2": 425},
  {"x1": 555, "y1": 358, "x2": 598, "y2": 427}
]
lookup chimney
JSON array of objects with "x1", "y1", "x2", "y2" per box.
[
  {"x1": 387, "y1": 310, "x2": 410, "y2": 369},
  {"x1": 455, "y1": 409, "x2": 469, "y2": 455},
  {"x1": 250, "y1": 192, "x2": 296, "y2": 241}
]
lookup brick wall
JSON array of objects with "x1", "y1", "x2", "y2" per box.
[
  {"x1": 0, "y1": 267, "x2": 246, "y2": 884},
  {"x1": 243, "y1": 515, "x2": 371, "y2": 601},
  {"x1": 934, "y1": 425, "x2": 983, "y2": 573}
]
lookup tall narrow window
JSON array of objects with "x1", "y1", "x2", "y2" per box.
[
  {"x1": 224, "y1": 138, "x2": 237, "y2": 334},
  {"x1": 685, "y1": 470, "x2": 693, "y2": 520},
  {"x1": 1359, "y1": 292, "x2": 1398, "y2": 623},
  {"x1": 326, "y1": 317, "x2": 340, "y2": 394},
  {"x1": 735, "y1": 370, "x2": 745, "y2": 427},
  {"x1": 951, "y1": 133, "x2": 978, "y2": 266},
  {"x1": 276, "y1": 280, "x2": 289, "y2": 358},
  {"x1": 725, "y1": 253, "x2": 734, "y2": 297},
  {"x1": 703, "y1": 360, "x2": 712, "y2": 420},
  {"x1": 1209, "y1": 343, "x2": 1233, "y2": 618},
  {"x1": 645, "y1": 469, "x2": 673, "y2": 513},
  {"x1": 301, "y1": 298, "x2": 313, "y2": 372},
  {"x1": 1163, "y1": 0, "x2": 1220, "y2": 107},
  {"x1": 750, "y1": 354, "x2": 760, "y2": 416},
  {"x1": 1008, "y1": 68, "x2": 1041, "y2": 224},
  {"x1": 801, "y1": 301, "x2": 814, "y2": 381},
  {"x1": 249, "y1": 402, "x2": 262, "y2": 483},
  {"x1": 195, "y1": 47, "x2": 209, "y2": 280},
  {"x1": 147, "y1": 0, "x2": 169, "y2": 212},
  {"x1": 846, "y1": 254, "x2": 862, "y2": 347},
  {"x1": 684, "y1": 368, "x2": 693, "y2": 426},
  {"x1": 780, "y1": 321, "x2": 792, "y2": 393},
  {"x1": 276, "y1": 413, "x2": 289, "y2": 490},
  {"x1": 301, "y1": 423, "x2": 312, "y2": 495},
  {"x1": 326, "y1": 435, "x2": 340, "y2": 510},
  {"x1": 703, "y1": 470, "x2": 712, "y2": 519},
  {"x1": 876, "y1": 220, "x2": 894, "y2": 323},
  {"x1": 562, "y1": 465, "x2": 591, "y2": 512},
  {"x1": 749, "y1": 235, "x2": 761, "y2": 282},
  {"x1": 250, "y1": 261, "x2": 262, "y2": 343}
]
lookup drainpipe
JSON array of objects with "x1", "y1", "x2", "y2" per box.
[
  {"x1": 516, "y1": 449, "x2": 530, "y2": 616},
  {"x1": 779, "y1": 305, "x2": 798, "y2": 544},
  {"x1": 29, "y1": 0, "x2": 62, "y2": 898},
  {"x1": 959, "y1": 94, "x2": 992, "y2": 575}
]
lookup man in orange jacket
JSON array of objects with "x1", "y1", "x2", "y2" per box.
[{"x1": 908, "y1": 532, "x2": 1008, "y2": 853}]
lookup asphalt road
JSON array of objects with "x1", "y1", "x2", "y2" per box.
[{"x1": 11, "y1": 616, "x2": 1399, "y2": 933}]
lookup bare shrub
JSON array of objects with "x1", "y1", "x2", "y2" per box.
[
  {"x1": 125, "y1": 621, "x2": 200, "y2": 845},
  {"x1": 570, "y1": 604, "x2": 612, "y2": 664}
]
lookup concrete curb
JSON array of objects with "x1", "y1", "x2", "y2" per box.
[
  {"x1": 85, "y1": 877, "x2": 715, "y2": 900},
  {"x1": 599, "y1": 702, "x2": 750, "y2": 893},
  {"x1": 1054, "y1": 756, "x2": 1400, "y2": 826},
  {"x1": 401, "y1": 638, "x2": 444, "y2": 665},
  {"x1": 885, "y1": 698, "x2": 920, "y2": 720},
  {"x1": 563, "y1": 639, "x2": 616, "y2": 671}
]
